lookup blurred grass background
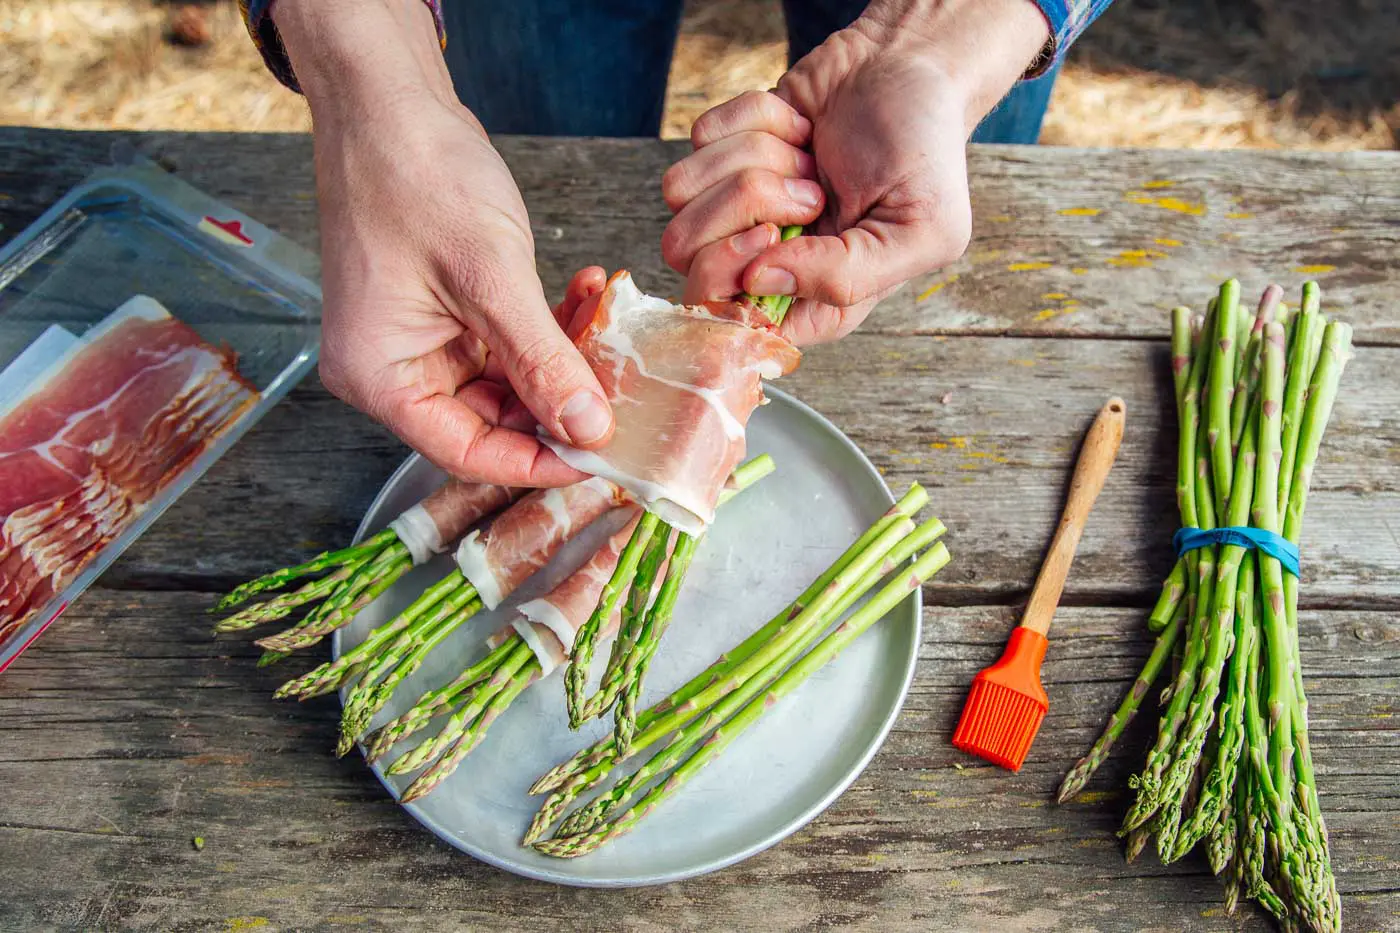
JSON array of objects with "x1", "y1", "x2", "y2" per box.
[{"x1": 1, "y1": 0, "x2": 1396, "y2": 150}]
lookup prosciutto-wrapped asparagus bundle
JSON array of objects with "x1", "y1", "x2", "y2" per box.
[
  {"x1": 364, "y1": 455, "x2": 772, "y2": 802},
  {"x1": 273, "y1": 477, "x2": 629, "y2": 753},
  {"x1": 542, "y1": 269, "x2": 801, "y2": 747},
  {"x1": 212, "y1": 478, "x2": 518, "y2": 658}
]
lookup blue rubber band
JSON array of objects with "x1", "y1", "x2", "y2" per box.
[{"x1": 1173, "y1": 526, "x2": 1300, "y2": 578}]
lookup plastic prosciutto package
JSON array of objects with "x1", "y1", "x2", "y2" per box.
[{"x1": 0, "y1": 153, "x2": 320, "y2": 671}]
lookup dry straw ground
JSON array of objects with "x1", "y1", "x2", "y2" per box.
[{"x1": 0, "y1": 0, "x2": 1396, "y2": 150}]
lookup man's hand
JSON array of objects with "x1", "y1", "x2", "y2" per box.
[
  {"x1": 276, "y1": 0, "x2": 614, "y2": 486},
  {"x1": 663, "y1": 0, "x2": 1050, "y2": 345}
]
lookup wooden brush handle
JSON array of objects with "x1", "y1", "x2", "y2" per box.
[{"x1": 1020, "y1": 397, "x2": 1126, "y2": 636}]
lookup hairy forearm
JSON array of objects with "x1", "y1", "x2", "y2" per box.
[
  {"x1": 855, "y1": 0, "x2": 1051, "y2": 132},
  {"x1": 272, "y1": 0, "x2": 456, "y2": 122}
]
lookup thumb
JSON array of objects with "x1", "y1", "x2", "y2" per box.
[
  {"x1": 743, "y1": 219, "x2": 967, "y2": 310},
  {"x1": 480, "y1": 275, "x2": 615, "y2": 450}
]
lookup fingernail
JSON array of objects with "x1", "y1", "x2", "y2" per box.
[
  {"x1": 750, "y1": 266, "x2": 796, "y2": 296},
  {"x1": 559, "y1": 390, "x2": 612, "y2": 447},
  {"x1": 785, "y1": 178, "x2": 822, "y2": 208},
  {"x1": 731, "y1": 224, "x2": 775, "y2": 256}
]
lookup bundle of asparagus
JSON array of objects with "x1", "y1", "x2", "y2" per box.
[
  {"x1": 526, "y1": 483, "x2": 950, "y2": 857},
  {"x1": 363, "y1": 456, "x2": 773, "y2": 802},
  {"x1": 212, "y1": 480, "x2": 515, "y2": 663},
  {"x1": 1057, "y1": 280, "x2": 1350, "y2": 932}
]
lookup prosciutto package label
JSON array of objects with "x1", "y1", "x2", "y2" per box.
[
  {"x1": 540, "y1": 272, "x2": 799, "y2": 536},
  {"x1": 489, "y1": 507, "x2": 642, "y2": 676},
  {"x1": 0, "y1": 296, "x2": 258, "y2": 640},
  {"x1": 454, "y1": 477, "x2": 625, "y2": 610}
]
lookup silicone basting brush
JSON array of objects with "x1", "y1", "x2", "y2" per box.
[{"x1": 952, "y1": 398, "x2": 1126, "y2": 771}]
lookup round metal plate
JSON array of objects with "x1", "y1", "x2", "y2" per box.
[{"x1": 336, "y1": 387, "x2": 921, "y2": 886}]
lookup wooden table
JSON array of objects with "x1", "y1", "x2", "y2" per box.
[{"x1": 2, "y1": 129, "x2": 1397, "y2": 932}]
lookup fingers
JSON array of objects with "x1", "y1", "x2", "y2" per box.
[
  {"x1": 553, "y1": 267, "x2": 607, "y2": 329},
  {"x1": 441, "y1": 258, "x2": 615, "y2": 451},
  {"x1": 742, "y1": 216, "x2": 970, "y2": 310},
  {"x1": 662, "y1": 169, "x2": 824, "y2": 276},
  {"x1": 662, "y1": 132, "x2": 816, "y2": 212},
  {"x1": 682, "y1": 223, "x2": 779, "y2": 304},
  {"x1": 690, "y1": 89, "x2": 813, "y2": 150},
  {"x1": 778, "y1": 296, "x2": 881, "y2": 346},
  {"x1": 389, "y1": 388, "x2": 587, "y2": 487}
]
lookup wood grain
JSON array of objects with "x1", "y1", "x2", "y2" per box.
[
  {"x1": 1, "y1": 592, "x2": 1395, "y2": 932},
  {"x1": 2, "y1": 130, "x2": 1398, "y2": 932},
  {"x1": 3, "y1": 129, "x2": 1398, "y2": 342}
]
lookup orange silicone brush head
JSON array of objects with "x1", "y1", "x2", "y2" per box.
[{"x1": 951, "y1": 628, "x2": 1050, "y2": 771}]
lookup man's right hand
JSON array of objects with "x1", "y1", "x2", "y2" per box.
[{"x1": 275, "y1": 0, "x2": 614, "y2": 487}]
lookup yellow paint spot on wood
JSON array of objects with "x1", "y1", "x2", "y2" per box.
[
  {"x1": 1142, "y1": 180, "x2": 1176, "y2": 189},
  {"x1": 912, "y1": 789, "x2": 939, "y2": 800},
  {"x1": 1071, "y1": 267, "x2": 1088, "y2": 275},
  {"x1": 898, "y1": 456, "x2": 924, "y2": 465},
  {"x1": 1124, "y1": 193, "x2": 1206, "y2": 216},
  {"x1": 1007, "y1": 261, "x2": 1053, "y2": 272},
  {"x1": 915, "y1": 274, "x2": 959, "y2": 301},
  {"x1": 957, "y1": 463, "x2": 981, "y2": 471},
  {"x1": 1034, "y1": 308, "x2": 1058, "y2": 321},
  {"x1": 1041, "y1": 292, "x2": 1068, "y2": 300},
  {"x1": 1010, "y1": 359, "x2": 1036, "y2": 367},
  {"x1": 986, "y1": 214, "x2": 1012, "y2": 223},
  {"x1": 226, "y1": 919, "x2": 270, "y2": 932},
  {"x1": 1073, "y1": 790, "x2": 1118, "y2": 805},
  {"x1": 948, "y1": 436, "x2": 969, "y2": 449},
  {"x1": 1154, "y1": 238, "x2": 1182, "y2": 247},
  {"x1": 1225, "y1": 211, "x2": 1253, "y2": 219},
  {"x1": 882, "y1": 349, "x2": 905, "y2": 360},
  {"x1": 993, "y1": 455, "x2": 1009, "y2": 464},
  {"x1": 968, "y1": 451, "x2": 992, "y2": 459},
  {"x1": 1293, "y1": 264, "x2": 1337, "y2": 274},
  {"x1": 969, "y1": 248, "x2": 1003, "y2": 263},
  {"x1": 929, "y1": 442, "x2": 947, "y2": 450},
  {"x1": 1057, "y1": 207, "x2": 1101, "y2": 216}
]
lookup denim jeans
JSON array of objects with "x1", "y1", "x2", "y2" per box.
[{"x1": 441, "y1": 0, "x2": 1058, "y2": 144}]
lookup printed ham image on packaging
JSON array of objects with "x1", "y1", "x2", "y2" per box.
[{"x1": 0, "y1": 154, "x2": 321, "y2": 669}]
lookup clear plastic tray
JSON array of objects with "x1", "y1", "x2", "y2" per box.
[{"x1": 0, "y1": 151, "x2": 321, "y2": 671}]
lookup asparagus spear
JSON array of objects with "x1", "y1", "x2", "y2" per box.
[
  {"x1": 256, "y1": 549, "x2": 412, "y2": 652},
  {"x1": 614, "y1": 530, "x2": 698, "y2": 754},
  {"x1": 557, "y1": 518, "x2": 947, "y2": 840},
  {"x1": 211, "y1": 558, "x2": 367, "y2": 634},
  {"x1": 214, "y1": 529, "x2": 397, "y2": 611},
  {"x1": 534, "y1": 540, "x2": 951, "y2": 857},
  {"x1": 364, "y1": 636, "x2": 519, "y2": 762},
  {"x1": 565, "y1": 512, "x2": 663, "y2": 727},
  {"x1": 524, "y1": 506, "x2": 925, "y2": 843},
  {"x1": 530, "y1": 485, "x2": 930, "y2": 797},
  {"x1": 1057, "y1": 597, "x2": 1185, "y2": 803}
]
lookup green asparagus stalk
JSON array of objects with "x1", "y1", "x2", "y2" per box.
[
  {"x1": 214, "y1": 529, "x2": 397, "y2": 611},
  {"x1": 749, "y1": 224, "x2": 803, "y2": 325},
  {"x1": 386, "y1": 638, "x2": 535, "y2": 774},
  {"x1": 1206, "y1": 280, "x2": 1240, "y2": 512},
  {"x1": 273, "y1": 573, "x2": 473, "y2": 700},
  {"x1": 525, "y1": 507, "x2": 925, "y2": 843},
  {"x1": 338, "y1": 592, "x2": 484, "y2": 755},
  {"x1": 554, "y1": 518, "x2": 948, "y2": 841},
  {"x1": 256, "y1": 549, "x2": 412, "y2": 652},
  {"x1": 614, "y1": 530, "x2": 698, "y2": 753},
  {"x1": 565, "y1": 511, "x2": 662, "y2": 726},
  {"x1": 1057, "y1": 597, "x2": 1185, "y2": 803},
  {"x1": 212, "y1": 558, "x2": 368, "y2": 633},
  {"x1": 530, "y1": 485, "x2": 929, "y2": 797},
  {"x1": 1253, "y1": 322, "x2": 1296, "y2": 817},
  {"x1": 364, "y1": 635, "x2": 519, "y2": 762},
  {"x1": 400, "y1": 649, "x2": 542, "y2": 802},
  {"x1": 534, "y1": 540, "x2": 951, "y2": 857}
]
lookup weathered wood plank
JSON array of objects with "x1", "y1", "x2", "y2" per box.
[
  {"x1": 93, "y1": 335, "x2": 1400, "y2": 607},
  {"x1": 1, "y1": 592, "x2": 1395, "y2": 932},
  {"x1": 3, "y1": 129, "x2": 1398, "y2": 343}
]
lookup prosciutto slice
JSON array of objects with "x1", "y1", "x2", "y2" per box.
[
  {"x1": 488, "y1": 508, "x2": 642, "y2": 676},
  {"x1": 389, "y1": 481, "x2": 518, "y2": 565},
  {"x1": 540, "y1": 271, "x2": 799, "y2": 536},
  {"x1": 0, "y1": 296, "x2": 257, "y2": 637},
  {"x1": 454, "y1": 477, "x2": 626, "y2": 609}
]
